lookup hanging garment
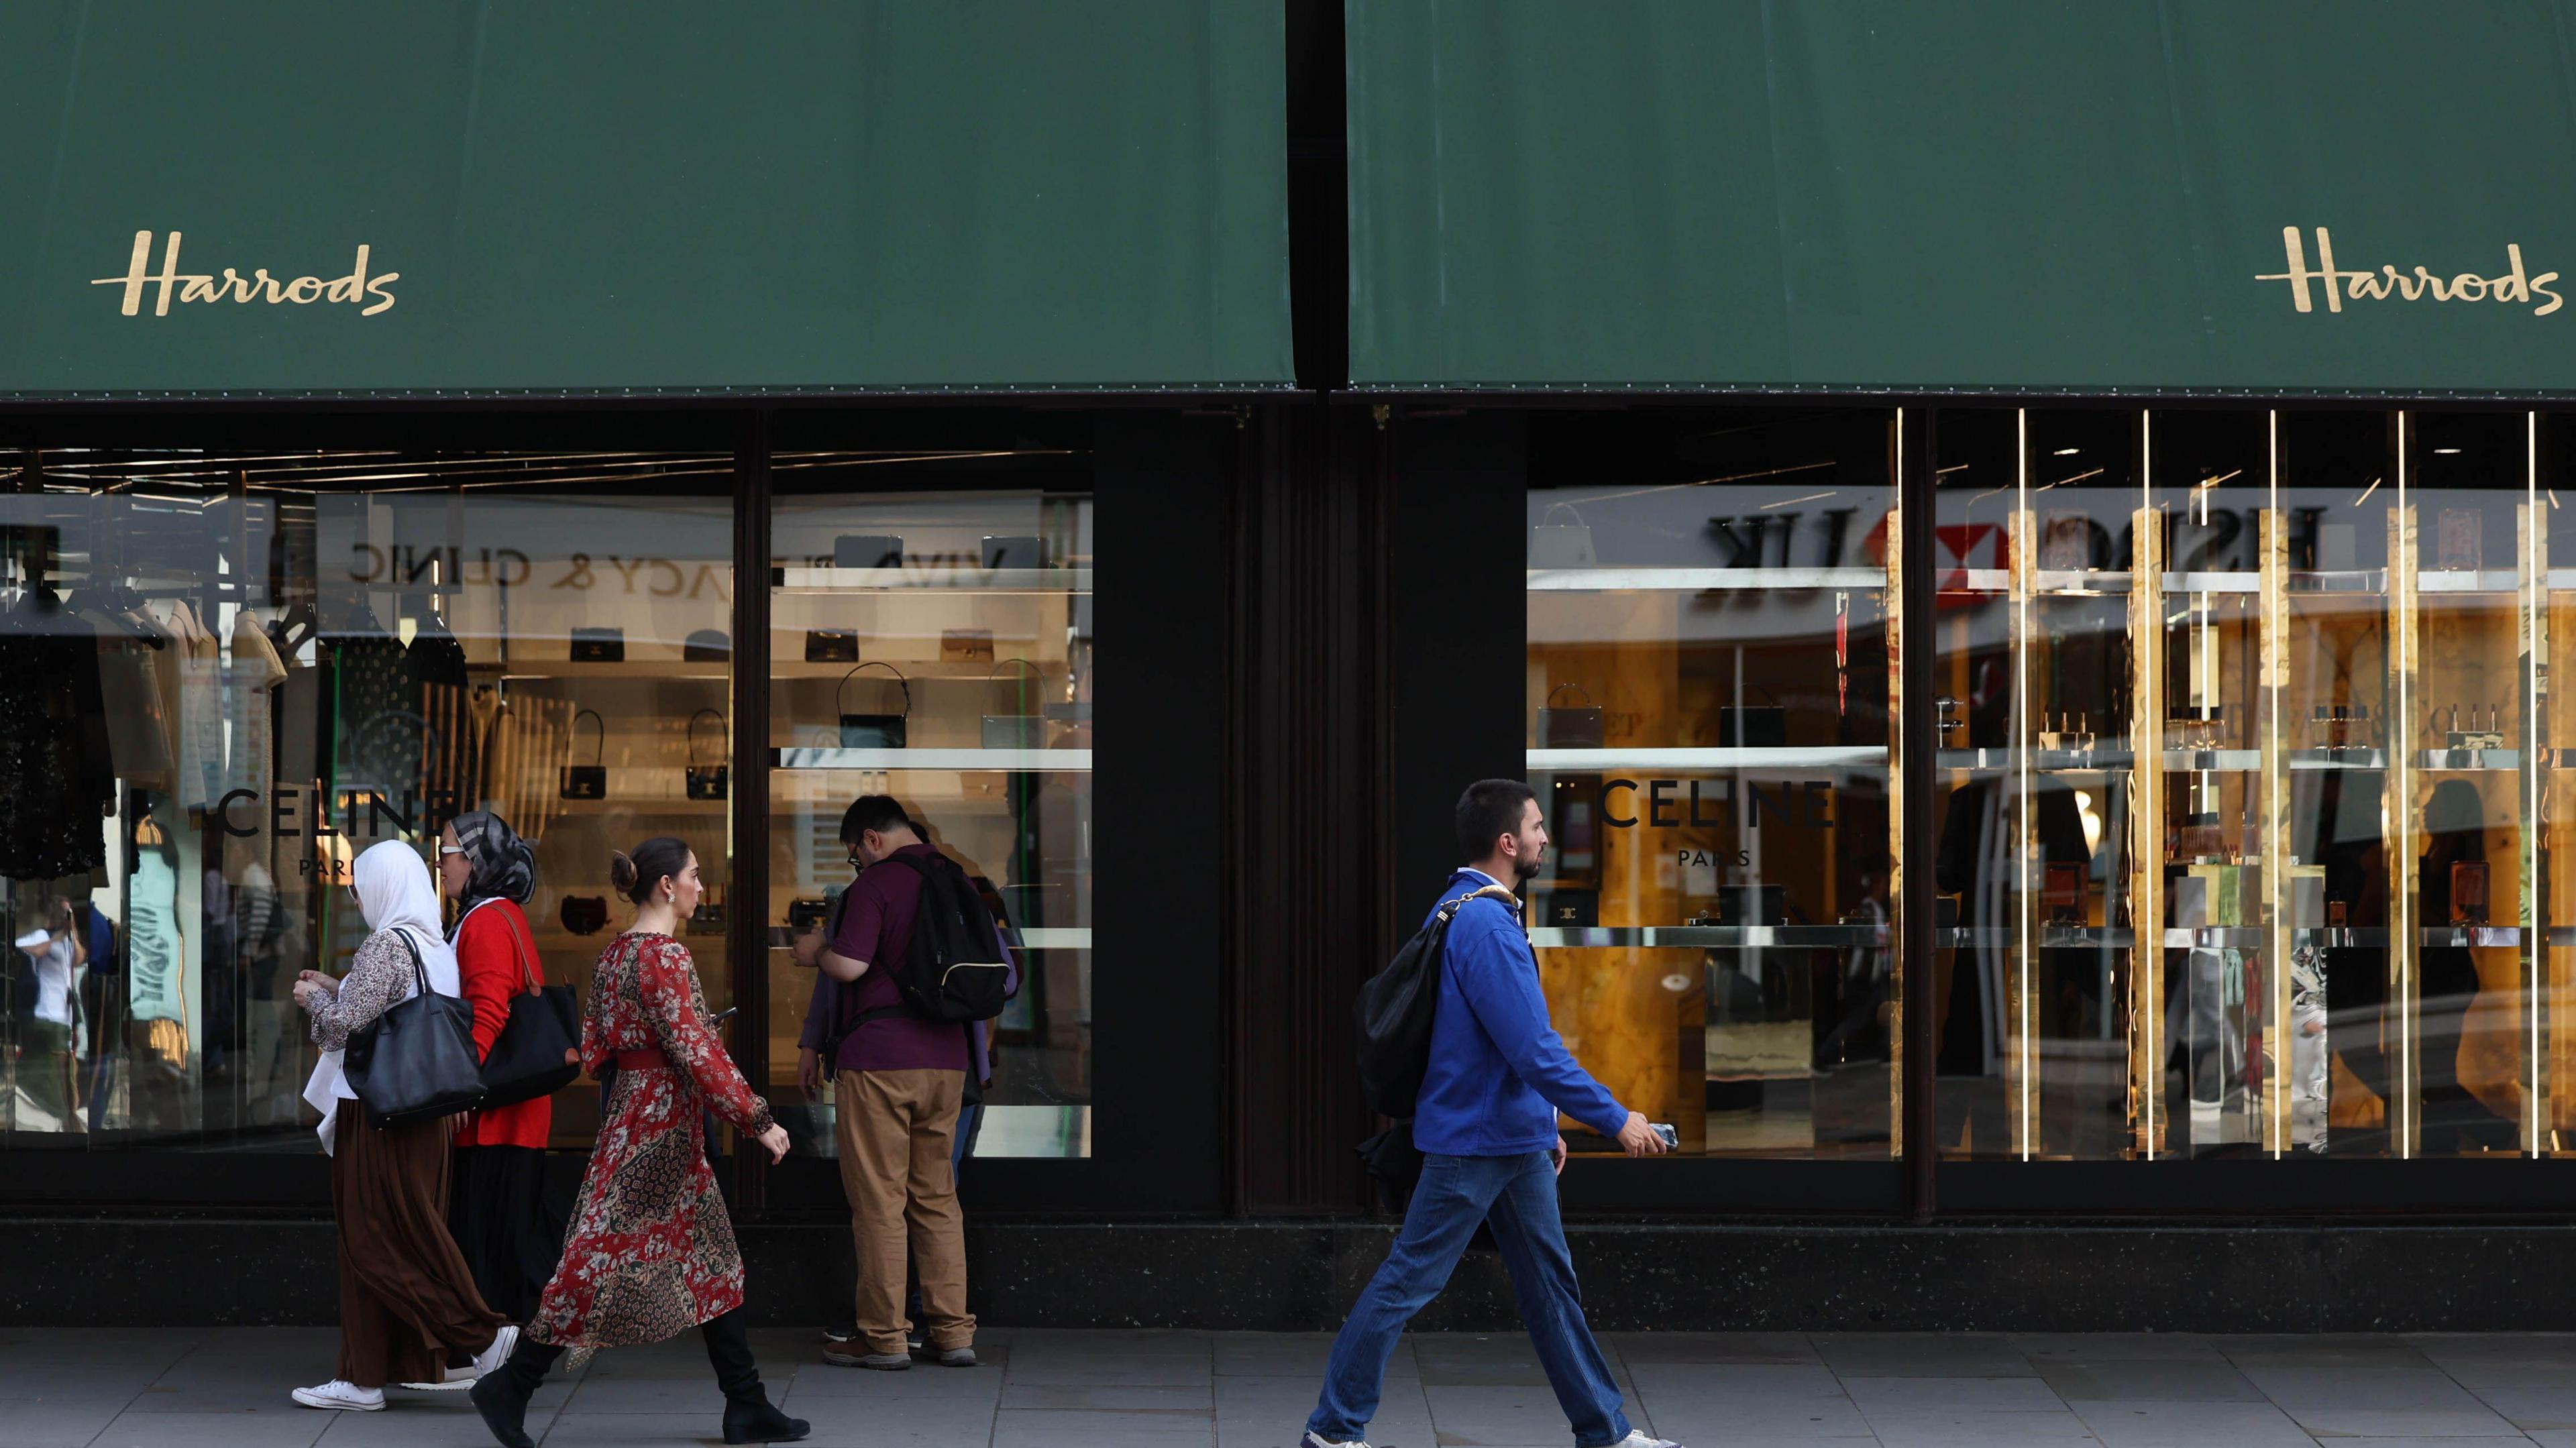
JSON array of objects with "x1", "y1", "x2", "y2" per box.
[
  {"x1": 84, "y1": 608, "x2": 174, "y2": 789},
  {"x1": 409, "y1": 611, "x2": 478, "y2": 817},
  {"x1": 330, "y1": 605, "x2": 416, "y2": 801},
  {"x1": 227, "y1": 610, "x2": 288, "y2": 804},
  {"x1": 127, "y1": 840, "x2": 186, "y2": 1025},
  {"x1": 478, "y1": 694, "x2": 573, "y2": 842},
  {"x1": 150, "y1": 600, "x2": 225, "y2": 811},
  {"x1": 0, "y1": 596, "x2": 115, "y2": 879}
]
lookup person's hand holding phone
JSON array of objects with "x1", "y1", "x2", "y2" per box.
[{"x1": 1616, "y1": 1111, "x2": 1670, "y2": 1157}]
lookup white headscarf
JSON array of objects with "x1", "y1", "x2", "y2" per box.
[{"x1": 302, "y1": 840, "x2": 463, "y2": 1153}]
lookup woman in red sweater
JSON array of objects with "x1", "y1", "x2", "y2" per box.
[{"x1": 439, "y1": 811, "x2": 564, "y2": 1322}]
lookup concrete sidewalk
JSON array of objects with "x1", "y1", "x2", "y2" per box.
[{"x1": 5, "y1": 1327, "x2": 2575, "y2": 1447}]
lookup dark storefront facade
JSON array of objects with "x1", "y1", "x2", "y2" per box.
[{"x1": 13, "y1": 0, "x2": 2576, "y2": 1332}]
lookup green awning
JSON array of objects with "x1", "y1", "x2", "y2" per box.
[
  {"x1": 1, "y1": 2, "x2": 1289, "y2": 396},
  {"x1": 1348, "y1": 0, "x2": 2576, "y2": 394}
]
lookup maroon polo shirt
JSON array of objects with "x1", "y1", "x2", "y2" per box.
[{"x1": 828, "y1": 842, "x2": 971, "y2": 1074}]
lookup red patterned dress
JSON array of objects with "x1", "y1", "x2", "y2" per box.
[{"x1": 526, "y1": 932, "x2": 775, "y2": 1347}]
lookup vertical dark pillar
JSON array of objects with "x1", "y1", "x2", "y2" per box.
[
  {"x1": 729, "y1": 410, "x2": 773, "y2": 1213},
  {"x1": 1229, "y1": 402, "x2": 1387, "y2": 1214},
  {"x1": 1902, "y1": 408, "x2": 1939, "y2": 1219}
]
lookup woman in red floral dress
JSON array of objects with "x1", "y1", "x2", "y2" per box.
[{"x1": 474, "y1": 838, "x2": 805, "y2": 1448}]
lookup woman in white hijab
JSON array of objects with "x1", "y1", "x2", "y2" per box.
[{"x1": 290, "y1": 840, "x2": 517, "y2": 1414}]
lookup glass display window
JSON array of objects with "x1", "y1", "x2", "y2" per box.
[
  {"x1": 767, "y1": 453, "x2": 1094, "y2": 1160},
  {"x1": 1523, "y1": 409, "x2": 1898, "y2": 1158},
  {"x1": 0, "y1": 447, "x2": 736, "y2": 1150}
]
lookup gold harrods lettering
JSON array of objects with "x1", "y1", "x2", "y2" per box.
[
  {"x1": 2258, "y1": 225, "x2": 2561, "y2": 317},
  {"x1": 90, "y1": 229, "x2": 398, "y2": 318}
]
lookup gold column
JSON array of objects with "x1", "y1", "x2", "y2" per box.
[
  {"x1": 2522, "y1": 427, "x2": 2551, "y2": 1155},
  {"x1": 2261, "y1": 504, "x2": 2292, "y2": 1154},
  {"x1": 2387, "y1": 490, "x2": 2422, "y2": 1158},
  {"x1": 2007, "y1": 506, "x2": 2038, "y2": 1158},
  {"x1": 2128, "y1": 507, "x2": 2168, "y2": 1158},
  {"x1": 1886, "y1": 412, "x2": 1906, "y2": 1160}
]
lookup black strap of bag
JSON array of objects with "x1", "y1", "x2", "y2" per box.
[{"x1": 343, "y1": 928, "x2": 487, "y2": 1129}]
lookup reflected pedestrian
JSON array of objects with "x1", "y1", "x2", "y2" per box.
[{"x1": 472, "y1": 838, "x2": 806, "y2": 1448}]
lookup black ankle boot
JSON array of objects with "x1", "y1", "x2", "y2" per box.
[
  {"x1": 722, "y1": 1391, "x2": 811, "y2": 1445},
  {"x1": 702, "y1": 1308, "x2": 808, "y2": 1445},
  {"x1": 472, "y1": 1335, "x2": 564, "y2": 1448}
]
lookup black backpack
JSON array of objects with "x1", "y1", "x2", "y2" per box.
[
  {"x1": 1352, "y1": 883, "x2": 1516, "y2": 1121},
  {"x1": 827, "y1": 852, "x2": 1014, "y2": 1054}
]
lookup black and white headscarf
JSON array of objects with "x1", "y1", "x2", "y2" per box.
[{"x1": 449, "y1": 810, "x2": 536, "y2": 922}]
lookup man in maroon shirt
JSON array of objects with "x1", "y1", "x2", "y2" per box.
[{"x1": 792, "y1": 796, "x2": 978, "y2": 1370}]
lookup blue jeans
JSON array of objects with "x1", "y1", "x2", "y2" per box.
[{"x1": 1307, "y1": 1150, "x2": 1629, "y2": 1447}]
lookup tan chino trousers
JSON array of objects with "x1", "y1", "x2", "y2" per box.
[{"x1": 833, "y1": 1068, "x2": 973, "y2": 1355}]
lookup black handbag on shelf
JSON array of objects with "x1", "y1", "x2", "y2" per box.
[
  {"x1": 804, "y1": 629, "x2": 860, "y2": 663},
  {"x1": 981, "y1": 535, "x2": 1046, "y2": 569},
  {"x1": 560, "y1": 710, "x2": 607, "y2": 799},
  {"x1": 570, "y1": 626, "x2": 625, "y2": 663},
  {"x1": 686, "y1": 708, "x2": 729, "y2": 800},
  {"x1": 559, "y1": 895, "x2": 609, "y2": 937},
  {"x1": 838, "y1": 661, "x2": 910, "y2": 748},
  {"x1": 343, "y1": 930, "x2": 486, "y2": 1129},
  {"x1": 833, "y1": 535, "x2": 904, "y2": 569},
  {"x1": 682, "y1": 628, "x2": 731, "y2": 663},
  {"x1": 1536, "y1": 683, "x2": 1605, "y2": 748},
  {"x1": 471, "y1": 904, "x2": 580, "y2": 1110}
]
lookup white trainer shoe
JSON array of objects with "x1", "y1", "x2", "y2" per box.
[
  {"x1": 1611, "y1": 1433, "x2": 1684, "y2": 1448},
  {"x1": 469, "y1": 1323, "x2": 521, "y2": 1380},
  {"x1": 394, "y1": 1361, "x2": 477, "y2": 1391},
  {"x1": 291, "y1": 1379, "x2": 386, "y2": 1411},
  {"x1": 1303, "y1": 1434, "x2": 1375, "y2": 1448}
]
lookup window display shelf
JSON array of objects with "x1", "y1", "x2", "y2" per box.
[
  {"x1": 1016, "y1": 928, "x2": 1092, "y2": 950},
  {"x1": 772, "y1": 746, "x2": 1091, "y2": 771},
  {"x1": 1524, "y1": 566, "x2": 1884, "y2": 592},
  {"x1": 771, "y1": 565, "x2": 1091, "y2": 594},
  {"x1": 1531, "y1": 924, "x2": 1890, "y2": 948},
  {"x1": 479, "y1": 662, "x2": 730, "y2": 681},
  {"x1": 1525, "y1": 745, "x2": 1886, "y2": 771}
]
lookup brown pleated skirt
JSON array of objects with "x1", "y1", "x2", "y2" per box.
[{"x1": 330, "y1": 1100, "x2": 508, "y2": 1388}]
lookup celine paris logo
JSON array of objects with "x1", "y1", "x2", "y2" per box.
[
  {"x1": 2258, "y1": 225, "x2": 2561, "y2": 315},
  {"x1": 91, "y1": 229, "x2": 398, "y2": 317}
]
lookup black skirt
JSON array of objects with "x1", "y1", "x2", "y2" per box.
[{"x1": 447, "y1": 1144, "x2": 570, "y2": 1323}]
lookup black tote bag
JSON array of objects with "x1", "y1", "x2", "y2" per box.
[
  {"x1": 343, "y1": 930, "x2": 486, "y2": 1129},
  {"x1": 472, "y1": 903, "x2": 582, "y2": 1109}
]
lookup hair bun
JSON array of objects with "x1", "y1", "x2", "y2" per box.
[{"x1": 608, "y1": 850, "x2": 638, "y2": 894}]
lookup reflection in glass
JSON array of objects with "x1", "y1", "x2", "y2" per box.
[{"x1": 1523, "y1": 410, "x2": 1896, "y2": 1158}]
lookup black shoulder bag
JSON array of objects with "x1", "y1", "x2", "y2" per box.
[
  {"x1": 343, "y1": 929, "x2": 487, "y2": 1129},
  {"x1": 472, "y1": 904, "x2": 582, "y2": 1109}
]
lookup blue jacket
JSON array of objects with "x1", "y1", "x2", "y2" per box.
[{"x1": 1411, "y1": 868, "x2": 1629, "y2": 1156}]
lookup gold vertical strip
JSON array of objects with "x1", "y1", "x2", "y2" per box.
[
  {"x1": 2388, "y1": 430, "x2": 2420, "y2": 1158},
  {"x1": 2261, "y1": 498, "x2": 2291, "y2": 1156},
  {"x1": 2129, "y1": 504, "x2": 2167, "y2": 1160},
  {"x1": 1886, "y1": 409, "x2": 1905, "y2": 1161},
  {"x1": 2008, "y1": 498, "x2": 2037, "y2": 1160},
  {"x1": 2527, "y1": 413, "x2": 2549, "y2": 1156}
]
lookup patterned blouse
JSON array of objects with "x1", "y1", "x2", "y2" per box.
[{"x1": 306, "y1": 928, "x2": 421, "y2": 1052}]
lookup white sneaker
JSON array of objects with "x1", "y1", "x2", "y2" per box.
[
  {"x1": 1303, "y1": 1434, "x2": 1371, "y2": 1448},
  {"x1": 469, "y1": 1323, "x2": 520, "y2": 1381},
  {"x1": 1611, "y1": 1433, "x2": 1684, "y2": 1448},
  {"x1": 291, "y1": 1380, "x2": 386, "y2": 1412}
]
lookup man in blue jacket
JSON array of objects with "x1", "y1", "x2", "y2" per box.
[{"x1": 1304, "y1": 779, "x2": 1675, "y2": 1448}]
